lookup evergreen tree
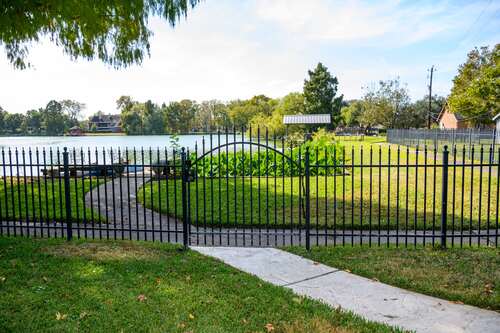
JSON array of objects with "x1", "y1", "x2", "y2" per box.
[{"x1": 303, "y1": 62, "x2": 343, "y2": 127}]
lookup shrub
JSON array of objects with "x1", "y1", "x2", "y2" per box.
[{"x1": 189, "y1": 130, "x2": 346, "y2": 177}]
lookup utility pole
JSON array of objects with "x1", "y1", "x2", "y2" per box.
[{"x1": 427, "y1": 66, "x2": 435, "y2": 129}]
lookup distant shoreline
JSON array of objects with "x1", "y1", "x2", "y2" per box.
[{"x1": 0, "y1": 132, "x2": 242, "y2": 137}]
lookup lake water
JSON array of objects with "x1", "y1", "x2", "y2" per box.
[
  {"x1": 0, "y1": 134, "x2": 243, "y2": 176},
  {"x1": 1, "y1": 134, "x2": 242, "y2": 151}
]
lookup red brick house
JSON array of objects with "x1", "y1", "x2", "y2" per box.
[{"x1": 437, "y1": 108, "x2": 468, "y2": 129}]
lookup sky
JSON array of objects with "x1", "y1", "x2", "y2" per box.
[{"x1": 0, "y1": 0, "x2": 499, "y2": 117}]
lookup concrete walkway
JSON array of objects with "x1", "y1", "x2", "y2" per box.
[
  {"x1": 1, "y1": 176, "x2": 497, "y2": 246},
  {"x1": 193, "y1": 246, "x2": 500, "y2": 333}
]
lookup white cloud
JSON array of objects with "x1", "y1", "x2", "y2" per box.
[
  {"x1": 253, "y1": 0, "x2": 495, "y2": 45},
  {"x1": 254, "y1": 0, "x2": 392, "y2": 40}
]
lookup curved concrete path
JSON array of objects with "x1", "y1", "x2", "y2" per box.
[{"x1": 1, "y1": 176, "x2": 497, "y2": 246}]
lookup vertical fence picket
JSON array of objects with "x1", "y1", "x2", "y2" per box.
[
  {"x1": 304, "y1": 148, "x2": 311, "y2": 251},
  {"x1": 63, "y1": 148, "x2": 72, "y2": 241},
  {"x1": 440, "y1": 146, "x2": 449, "y2": 248},
  {"x1": 181, "y1": 148, "x2": 189, "y2": 249},
  {"x1": 1, "y1": 129, "x2": 498, "y2": 249}
]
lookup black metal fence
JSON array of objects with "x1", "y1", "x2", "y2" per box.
[
  {"x1": 387, "y1": 128, "x2": 497, "y2": 160},
  {"x1": 0, "y1": 129, "x2": 498, "y2": 249}
]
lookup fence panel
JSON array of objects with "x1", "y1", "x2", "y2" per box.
[
  {"x1": 387, "y1": 128, "x2": 497, "y2": 162},
  {"x1": 0, "y1": 131, "x2": 498, "y2": 248}
]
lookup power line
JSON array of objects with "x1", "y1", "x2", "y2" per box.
[{"x1": 452, "y1": 0, "x2": 494, "y2": 52}]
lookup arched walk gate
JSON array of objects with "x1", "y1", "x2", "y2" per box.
[
  {"x1": 181, "y1": 133, "x2": 310, "y2": 248},
  {"x1": 0, "y1": 129, "x2": 498, "y2": 249}
]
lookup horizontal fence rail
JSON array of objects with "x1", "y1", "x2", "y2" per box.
[
  {"x1": 0, "y1": 129, "x2": 498, "y2": 249},
  {"x1": 387, "y1": 128, "x2": 498, "y2": 162}
]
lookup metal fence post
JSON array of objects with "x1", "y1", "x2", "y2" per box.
[
  {"x1": 304, "y1": 148, "x2": 311, "y2": 251},
  {"x1": 492, "y1": 129, "x2": 497, "y2": 164},
  {"x1": 441, "y1": 145, "x2": 449, "y2": 248},
  {"x1": 63, "y1": 147, "x2": 73, "y2": 241},
  {"x1": 180, "y1": 148, "x2": 190, "y2": 249}
]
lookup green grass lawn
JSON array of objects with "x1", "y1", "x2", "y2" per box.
[
  {"x1": 285, "y1": 245, "x2": 500, "y2": 311},
  {"x1": 139, "y1": 164, "x2": 498, "y2": 230},
  {"x1": 0, "y1": 237, "x2": 400, "y2": 333},
  {"x1": 0, "y1": 178, "x2": 101, "y2": 222},
  {"x1": 140, "y1": 137, "x2": 499, "y2": 231}
]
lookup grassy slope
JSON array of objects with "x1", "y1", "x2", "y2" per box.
[
  {"x1": 285, "y1": 245, "x2": 500, "y2": 311},
  {"x1": 0, "y1": 237, "x2": 400, "y2": 333}
]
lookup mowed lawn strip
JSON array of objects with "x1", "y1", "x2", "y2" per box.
[
  {"x1": 0, "y1": 179, "x2": 101, "y2": 222},
  {"x1": 140, "y1": 139, "x2": 498, "y2": 231},
  {"x1": 0, "y1": 237, "x2": 401, "y2": 333},
  {"x1": 285, "y1": 245, "x2": 500, "y2": 311},
  {"x1": 139, "y1": 168, "x2": 497, "y2": 230}
]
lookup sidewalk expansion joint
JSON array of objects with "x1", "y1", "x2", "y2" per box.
[{"x1": 282, "y1": 269, "x2": 340, "y2": 287}]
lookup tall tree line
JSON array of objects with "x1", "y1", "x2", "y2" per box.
[
  {"x1": 0, "y1": 100, "x2": 84, "y2": 135},
  {"x1": 118, "y1": 62, "x2": 344, "y2": 135}
]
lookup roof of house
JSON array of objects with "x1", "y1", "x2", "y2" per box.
[
  {"x1": 283, "y1": 114, "x2": 331, "y2": 124},
  {"x1": 90, "y1": 114, "x2": 121, "y2": 123},
  {"x1": 437, "y1": 104, "x2": 465, "y2": 122}
]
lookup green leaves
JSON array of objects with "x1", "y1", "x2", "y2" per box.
[
  {"x1": 448, "y1": 44, "x2": 499, "y2": 126},
  {"x1": 1, "y1": 1, "x2": 201, "y2": 69},
  {"x1": 190, "y1": 137, "x2": 346, "y2": 177}
]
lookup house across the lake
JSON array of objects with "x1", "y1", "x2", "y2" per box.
[
  {"x1": 68, "y1": 126, "x2": 84, "y2": 136},
  {"x1": 88, "y1": 113, "x2": 122, "y2": 133}
]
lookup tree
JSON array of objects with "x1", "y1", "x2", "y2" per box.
[
  {"x1": 23, "y1": 109, "x2": 43, "y2": 134},
  {"x1": 164, "y1": 100, "x2": 197, "y2": 133},
  {"x1": 210, "y1": 102, "x2": 232, "y2": 130},
  {"x1": 303, "y1": 62, "x2": 343, "y2": 127},
  {"x1": 1, "y1": 1, "x2": 201, "y2": 69},
  {"x1": 411, "y1": 95, "x2": 446, "y2": 128},
  {"x1": 60, "y1": 100, "x2": 86, "y2": 126},
  {"x1": 3, "y1": 113, "x2": 25, "y2": 134},
  {"x1": 448, "y1": 44, "x2": 499, "y2": 126},
  {"x1": 193, "y1": 101, "x2": 215, "y2": 131},
  {"x1": 117, "y1": 96, "x2": 142, "y2": 135},
  {"x1": 228, "y1": 95, "x2": 275, "y2": 129},
  {"x1": 249, "y1": 92, "x2": 305, "y2": 136},
  {"x1": 0, "y1": 106, "x2": 7, "y2": 134},
  {"x1": 360, "y1": 78, "x2": 413, "y2": 129},
  {"x1": 116, "y1": 96, "x2": 134, "y2": 112},
  {"x1": 275, "y1": 92, "x2": 305, "y2": 116},
  {"x1": 340, "y1": 100, "x2": 364, "y2": 127},
  {"x1": 142, "y1": 100, "x2": 165, "y2": 134},
  {"x1": 121, "y1": 105, "x2": 144, "y2": 135},
  {"x1": 193, "y1": 100, "x2": 230, "y2": 131},
  {"x1": 42, "y1": 100, "x2": 69, "y2": 135}
]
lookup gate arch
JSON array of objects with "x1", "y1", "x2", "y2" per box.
[{"x1": 184, "y1": 139, "x2": 309, "y2": 247}]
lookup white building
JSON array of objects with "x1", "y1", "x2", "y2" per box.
[{"x1": 493, "y1": 114, "x2": 500, "y2": 143}]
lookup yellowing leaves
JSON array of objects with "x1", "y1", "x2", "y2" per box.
[
  {"x1": 55, "y1": 312, "x2": 67, "y2": 321},
  {"x1": 484, "y1": 283, "x2": 494, "y2": 295},
  {"x1": 265, "y1": 323, "x2": 275, "y2": 332}
]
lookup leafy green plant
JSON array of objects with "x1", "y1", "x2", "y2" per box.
[{"x1": 190, "y1": 130, "x2": 346, "y2": 177}]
